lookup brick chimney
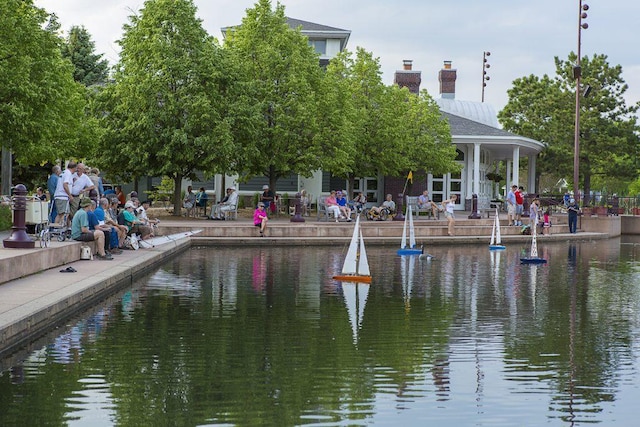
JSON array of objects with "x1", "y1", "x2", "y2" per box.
[
  {"x1": 394, "y1": 60, "x2": 421, "y2": 95},
  {"x1": 439, "y1": 60, "x2": 456, "y2": 99}
]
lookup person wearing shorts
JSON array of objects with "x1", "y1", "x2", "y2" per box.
[
  {"x1": 506, "y1": 185, "x2": 517, "y2": 226},
  {"x1": 71, "y1": 197, "x2": 112, "y2": 260}
]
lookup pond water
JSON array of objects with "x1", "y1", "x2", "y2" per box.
[{"x1": 2, "y1": 238, "x2": 640, "y2": 426}]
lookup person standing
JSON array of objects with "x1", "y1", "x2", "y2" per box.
[
  {"x1": 529, "y1": 197, "x2": 540, "y2": 233},
  {"x1": 53, "y1": 161, "x2": 77, "y2": 225},
  {"x1": 254, "y1": 202, "x2": 269, "y2": 236},
  {"x1": 442, "y1": 194, "x2": 457, "y2": 236},
  {"x1": 69, "y1": 163, "x2": 95, "y2": 218},
  {"x1": 515, "y1": 186, "x2": 525, "y2": 226},
  {"x1": 506, "y1": 185, "x2": 517, "y2": 226},
  {"x1": 47, "y1": 165, "x2": 61, "y2": 223},
  {"x1": 567, "y1": 198, "x2": 580, "y2": 233}
]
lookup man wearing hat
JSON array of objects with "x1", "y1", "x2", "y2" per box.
[
  {"x1": 210, "y1": 186, "x2": 238, "y2": 220},
  {"x1": 260, "y1": 184, "x2": 275, "y2": 215},
  {"x1": 71, "y1": 197, "x2": 113, "y2": 260},
  {"x1": 566, "y1": 197, "x2": 580, "y2": 234},
  {"x1": 121, "y1": 201, "x2": 154, "y2": 239}
]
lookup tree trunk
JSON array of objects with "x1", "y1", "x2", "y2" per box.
[{"x1": 172, "y1": 175, "x2": 182, "y2": 216}]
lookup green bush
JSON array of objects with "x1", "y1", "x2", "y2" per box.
[{"x1": 0, "y1": 205, "x2": 11, "y2": 231}]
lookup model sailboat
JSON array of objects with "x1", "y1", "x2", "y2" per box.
[
  {"x1": 520, "y1": 222, "x2": 547, "y2": 264},
  {"x1": 333, "y1": 215, "x2": 372, "y2": 283},
  {"x1": 397, "y1": 205, "x2": 423, "y2": 255},
  {"x1": 489, "y1": 209, "x2": 506, "y2": 250}
]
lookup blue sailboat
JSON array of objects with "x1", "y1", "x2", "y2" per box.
[{"x1": 397, "y1": 205, "x2": 423, "y2": 255}]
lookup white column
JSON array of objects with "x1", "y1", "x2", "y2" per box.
[
  {"x1": 511, "y1": 146, "x2": 520, "y2": 186},
  {"x1": 528, "y1": 154, "x2": 537, "y2": 194},
  {"x1": 473, "y1": 143, "x2": 481, "y2": 197},
  {"x1": 465, "y1": 146, "x2": 472, "y2": 199},
  {"x1": 506, "y1": 161, "x2": 512, "y2": 197}
]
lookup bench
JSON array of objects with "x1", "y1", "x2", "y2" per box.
[
  {"x1": 317, "y1": 196, "x2": 334, "y2": 221},
  {"x1": 317, "y1": 196, "x2": 354, "y2": 221},
  {"x1": 406, "y1": 195, "x2": 439, "y2": 220},
  {"x1": 478, "y1": 197, "x2": 500, "y2": 218}
]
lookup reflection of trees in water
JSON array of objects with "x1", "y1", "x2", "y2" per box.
[{"x1": 4, "y1": 241, "x2": 640, "y2": 425}]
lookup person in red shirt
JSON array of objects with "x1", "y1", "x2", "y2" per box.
[
  {"x1": 515, "y1": 186, "x2": 525, "y2": 226},
  {"x1": 115, "y1": 185, "x2": 126, "y2": 208}
]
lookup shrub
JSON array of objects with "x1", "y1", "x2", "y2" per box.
[{"x1": 0, "y1": 205, "x2": 11, "y2": 231}]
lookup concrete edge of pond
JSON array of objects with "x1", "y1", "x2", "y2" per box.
[{"x1": 0, "y1": 238, "x2": 190, "y2": 360}]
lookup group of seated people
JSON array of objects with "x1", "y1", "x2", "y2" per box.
[
  {"x1": 324, "y1": 190, "x2": 379, "y2": 222},
  {"x1": 71, "y1": 191, "x2": 158, "y2": 260}
]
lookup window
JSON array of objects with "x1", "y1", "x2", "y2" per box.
[{"x1": 309, "y1": 40, "x2": 326, "y2": 55}]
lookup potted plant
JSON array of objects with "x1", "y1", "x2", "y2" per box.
[{"x1": 582, "y1": 205, "x2": 593, "y2": 216}]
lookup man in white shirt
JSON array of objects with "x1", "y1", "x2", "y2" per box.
[
  {"x1": 53, "y1": 161, "x2": 77, "y2": 224},
  {"x1": 69, "y1": 163, "x2": 95, "y2": 218},
  {"x1": 211, "y1": 186, "x2": 238, "y2": 220}
]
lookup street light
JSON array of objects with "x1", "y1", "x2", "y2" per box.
[
  {"x1": 481, "y1": 51, "x2": 491, "y2": 102},
  {"x1": 573, "y1": 1, "x2": 589, "y2": 205}
]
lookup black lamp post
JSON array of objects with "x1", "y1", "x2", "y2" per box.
[
  {"x1": 481, "y1": 51, "x2": 490, "y2": 102},
  {"x1": 574, "y1": 1, "x2": 589, "y2": 205}
]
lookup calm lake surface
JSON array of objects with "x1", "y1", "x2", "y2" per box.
[{"x1": 2, "y1": 238, "x2": 640, "y2": 426}]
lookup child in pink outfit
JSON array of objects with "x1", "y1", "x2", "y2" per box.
[
  {"x1": 254, "y1": 203, "x2": 268, "y2": 236},
  {"x1": 542, "y1": 209, "x2": 551, "y2": 235}
]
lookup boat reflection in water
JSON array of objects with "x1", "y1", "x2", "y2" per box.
[{"x1": 2, "y1": 238, "x2": 640, "y2": 426}]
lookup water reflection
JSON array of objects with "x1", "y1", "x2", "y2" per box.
[{"x1": 2, "y1": 239, "x2": 640, "y2": 425}]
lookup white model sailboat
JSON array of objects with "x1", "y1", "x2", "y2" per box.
[
  {"x1": 333, "y1": 215, "x2": 372, "y2": 283},
  {"x1": 489, "y1": 209, "x2": 506, "y2": 250},
  {"x1": 397, "y1": 205, "x2": 423, "y2": 255},
  {"x1": 342, "y1": 281, "x2": 370, "y2": 344},
  {"x1": 520, "y1": 222, "x2": 547, "y2": 264}
]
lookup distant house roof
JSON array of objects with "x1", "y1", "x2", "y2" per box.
[
  {"x1": 436, "y1": 98, "x2": 499, "y2": 128},
  {"x1": 221, "y1": 17, "x2": 351, "y2": 51}
]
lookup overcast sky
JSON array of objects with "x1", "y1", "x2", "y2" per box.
[{"x1": 34, "y1": 0, "x2": 640, "y2": 113}]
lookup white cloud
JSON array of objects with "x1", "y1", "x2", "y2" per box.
[{"x1": 33, "y1": 0, "x2": 640, "y2": 112}]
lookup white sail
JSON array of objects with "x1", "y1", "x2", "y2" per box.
[
  {"x1": 490, "y1": 215, "x2": 496, "y2": 246},
  {"x1": 495, "y1": 211, "x2": 502, "y2": 244},
  {"x1": 341, "y1": 215, "x2": 360, "y2": 274},
  {"x1": 358, "y1": 229, "x2": 370, "y2": 276},
  {"x1": 400, "y1": 206, "x2": 408, "y2": 249},
  {"x1": 408, "y1": 206, "x2": 417, "y2": 248}
]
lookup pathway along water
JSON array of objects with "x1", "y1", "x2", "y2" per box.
[{"x1": 2, "y1": 238, "x2": 640, "y2": 426}]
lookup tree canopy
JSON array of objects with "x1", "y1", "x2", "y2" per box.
[
  {"x1": 0, "y1": 0, "x2": 85, "y2": 164},
  {"x1": 321, "y1": 48, "x2": 457, "y2": 188},
  {"x1": 96, "y1": 0, "x2": 235, "y2": 213},
  {"x1": 222, "y1": 0, "x2": 325, "y2": 190},
  {"x1": 499, "y1": 53, "x2": 639, "y2": 202}
]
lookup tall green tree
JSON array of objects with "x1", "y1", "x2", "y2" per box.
[
  {"x1": 0, "y1": 0, "x2": 85, "y2": 165},
  {"x1": 322, "y1": 48, "x2": 456, "y2": 190},
  {"x1": 61, "y1": 26, "x2": 109, "y2": 87},
  {"x1": 96, "y1": 0, "x2": 235, "y2": 214},
  {"x1": 499, "y1": 53, "x2": 639, "y2": 204},
  {"x1": 223, "y1": 0, "x2": 324, "y2": 190},
  {"x1": 61, "y1": 25, "x2": 111, "y2": 164}
]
